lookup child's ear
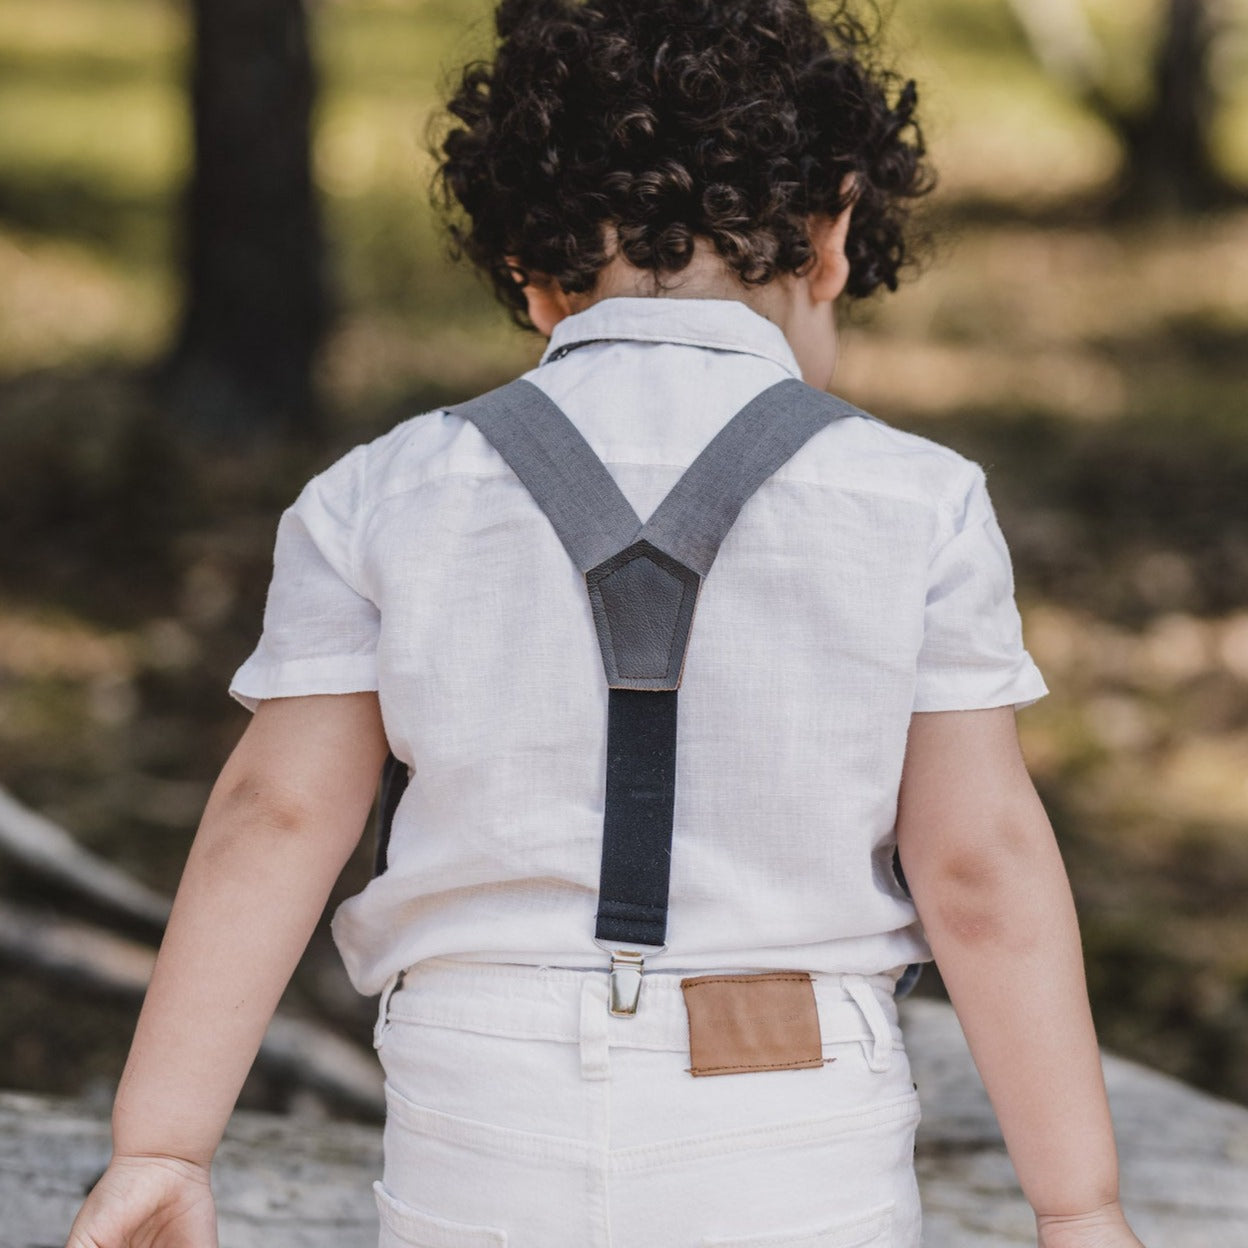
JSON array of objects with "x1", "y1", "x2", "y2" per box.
[
  {"x1": 506, "y1": 257, "x2": 574, "y2": 336},
  {"x1": 804, "y1": 175, "x2": 858, "y2": 304}
]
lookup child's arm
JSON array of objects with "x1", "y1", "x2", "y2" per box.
[
  {"x1": 895, "y1": 705, "x2": 1145, "y2": 1248},
  {"x1": 66, "y1": 690, "x2": 388, "y2": 1247}
]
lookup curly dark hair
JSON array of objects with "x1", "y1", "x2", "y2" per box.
[{"x1": 429, "y1": 0, "x2": 935, "y2": 330}]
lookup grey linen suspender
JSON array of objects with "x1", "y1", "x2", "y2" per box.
[
  {"x1": 372, "y1": 375, "x2": 919, "y2": 1013},
  {"x1": 448, "y1": 375, "x2": 869, "y2": 686}
]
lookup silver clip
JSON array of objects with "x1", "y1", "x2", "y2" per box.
[{"x1": 607, "y1": 949, "x2": 646, "y2": 1016}]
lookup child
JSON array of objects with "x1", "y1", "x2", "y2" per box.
[{"x1": 67, "y1": 2, "x2": 1147, "y2": 1245}]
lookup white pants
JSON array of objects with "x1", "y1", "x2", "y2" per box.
[{"x1": 371, "y1": 958, "x2": 923, "y2": 1248}]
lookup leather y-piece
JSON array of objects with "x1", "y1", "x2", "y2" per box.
[{"x1": 680, "y1": 971, "x2": 825, "y2": 1076}]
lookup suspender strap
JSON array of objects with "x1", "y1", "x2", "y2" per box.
[
  {"x1": 445, "y1": 376, "x2": 641, "y2": 571},
  {"x1": 453, "y1": 377, "x2": 868, "y2": 688},
  {"x1": 367, "y1": 370, "x2": 924, "y2": 1002},
  {"x1": 447, "y1": 376, "x2": 866, "y2": 959},
  {"x1": 597, "y1": 687, "x2": 678, "y2": 947},
  {"x1": 642, "y1": 377, "x2": 865, "y2": 577}
]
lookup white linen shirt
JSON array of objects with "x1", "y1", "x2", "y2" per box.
[{"x1": 230, "y1": 296, "x2": 1049, "y2": 996}]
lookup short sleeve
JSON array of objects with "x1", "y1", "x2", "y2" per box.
[
  {"x1": 229, "y1": 445, "x2": 379, "y2": 712},
  {"x1": 912, "y1": 465, "x2": 1049, "y2": 713}
]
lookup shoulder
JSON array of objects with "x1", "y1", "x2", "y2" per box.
[
  {"x1": 294, "y1": 399, "x2": 498, "y2": 522},
  {"x1": 301, "y1": 382, "x2": 990, "y2": 541},
  {"x1": 795, "y1": 388, "x2": 988, "y2": 525}
]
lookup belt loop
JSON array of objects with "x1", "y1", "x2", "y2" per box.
[
  {"x1": 373, "y1": 968, "x2": 406, "y2": 1050},
  {"x1": 843, "y1": 975, "x2": 893, "y2": 1072},
  {"x1": 578, "y1": 972, "x2": 611, "y2": 1081}
]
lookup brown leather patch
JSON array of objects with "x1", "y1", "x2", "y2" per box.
[{"x1": 679, "y1": 971, "x2": 826, "y2": 1077}]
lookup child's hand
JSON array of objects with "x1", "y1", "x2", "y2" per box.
[
  {"x1": 65, "y1": 1154, "x2": 216, "y2": 1248},
  {"x1": 1035, "y1": 1199, "x2": 1145, "y2": 1248}
]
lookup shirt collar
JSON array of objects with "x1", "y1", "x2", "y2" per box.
[{"x1": 537, "y1": 295, "x2": 803, "y2": 379}]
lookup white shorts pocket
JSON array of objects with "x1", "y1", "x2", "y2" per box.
[
  {"x1": 374, "y1": 1181, "x2": 508, "y2": 1248},
  {"x1": 700, "y1": 1200, "x2": 893, "y2": 1248}
]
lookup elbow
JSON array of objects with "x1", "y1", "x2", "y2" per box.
[
  {"x1": 926, "y1": 879, "x2": 1019, "y2": 947},
  {"x1": 907, "y1": 817, "x2": 1063, "y2": 951},
  {"x1": 207, "y1": 772, "x2": 319, "y2": 841},
  {"x1": 190, "y1": 772, "x2": 341, "y2": 879}
]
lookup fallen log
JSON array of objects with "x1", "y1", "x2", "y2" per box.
[
  {"x1": 0, "y1": 899, "x2": 383, "y2": 1119},
  {"x1": 0, "y1": 786, "x2": 171, "y2": 931}
]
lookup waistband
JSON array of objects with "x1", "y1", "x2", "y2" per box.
[{"x1": 377, "y1": 957, "x2": 905, "y2": 1063}]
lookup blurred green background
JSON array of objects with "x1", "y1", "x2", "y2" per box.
[{"x1": 1, "y1": 0, "x2": 1246, "y2": 1118}]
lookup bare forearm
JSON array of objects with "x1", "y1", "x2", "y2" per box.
[
  {"x1": 111, "y1": 786, "x2": 360, "y2": 1167},
  {"x1": 918, "y1": 837, "x2": 1120, "y2": 1217}
]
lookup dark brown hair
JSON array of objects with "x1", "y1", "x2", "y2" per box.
[{"x1": 430, "y1": 0, "x2": 935, "y2": 330}]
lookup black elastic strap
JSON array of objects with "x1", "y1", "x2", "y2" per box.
[{"x1": 595, "y1": 688, "x2": 679, "y2": 947}]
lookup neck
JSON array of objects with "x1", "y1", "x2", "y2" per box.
[
  {"x1": 569, "y1": 235, "x2": 786, "y2": 317},
  {"x1": 567, "y1": 235, "x2": 840, "y2": 389},
  {"x1": 571, "y1": 232, "x2": 843, "y2": 386}
]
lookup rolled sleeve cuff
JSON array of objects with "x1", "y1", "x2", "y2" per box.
[
  {"x1": 228, "y1": 654, "x2": 380, "y2": 713},
  {"x1": 912, "y1": 651, "x2": 1050, "y2": 713}
]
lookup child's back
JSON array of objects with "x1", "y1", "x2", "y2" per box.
[{"x1": 288, "y1": 291, "x2": 1047, "y2": 1002}]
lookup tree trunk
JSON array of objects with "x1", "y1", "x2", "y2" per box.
[
  {"x1": 1007, "y1": 0, "x2": 1243, "y2": 217},
  {"x1": 1114, "y1": 0, "x2": 1236, "y2": 215},
  {"x1": 155, "y1": 0, "x2": 329, "y2": 440}
]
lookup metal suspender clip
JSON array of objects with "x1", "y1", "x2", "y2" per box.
[
  {"x1": 608, "y1": 948, "x2": 645, "y2": 1016},
  {"x1": 594, "y1": 938, "x2": 667, "y2": 1016}
]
